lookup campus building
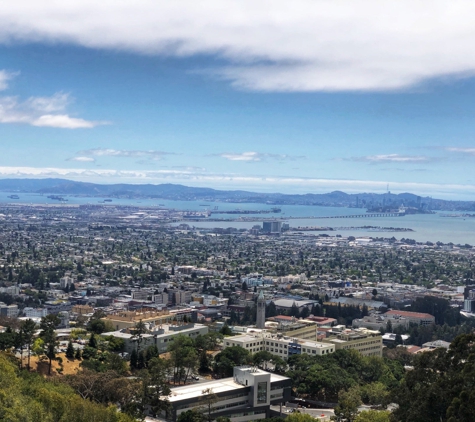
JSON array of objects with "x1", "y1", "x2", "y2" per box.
[
  {"x1": 385, "y1": 310, "x2": 435, "y2": 326},
  {"x1": 223, "y1": 332, "x2": 335, "y2": 359},
  {"x1": 165, "y1": 366, "x2": 291, "y2": 422},
  {"x1": 321, "y1": 327, "x2": 383, "y2": 357},
  {"x1": 102, "y1": 323, "x2": 209, "y2": 354}
]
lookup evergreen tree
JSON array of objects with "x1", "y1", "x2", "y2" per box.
[
  {"x1": 74, "y1": 347, "x2": 82, "y2": 360},
  {"x1": 88, "y1": 333, "x2": 98, "y2": 349},
  {"x1": 130, "y1": 348, "x2": 138, "y2": 369},
  {"x1": 66, "y1": 340, "x2": 75, "y2": 359}
]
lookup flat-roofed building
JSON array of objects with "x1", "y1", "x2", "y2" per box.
[
  {"x1": 385, "y1": 310, "x2": 435, "y2": 326},
  {"x1": 322, "y1": 327, "x2": 383, "y2": 357},
  {"x1": 165, "y1": 366, "x2": 291, "y2": 422},
  {"x1": 102, "y1": 323, "x2": 208, "y2": 354},
  {"x1": 352, "y1": 313, "x2": 409, "y2": 331},
  {"x1": 223, "y1": 332, "x2": 334, "y2": 359}
]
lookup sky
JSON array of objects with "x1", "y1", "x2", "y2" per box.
[{"x1": 1, "y1": 1, "x2": 475, "y2": 200}]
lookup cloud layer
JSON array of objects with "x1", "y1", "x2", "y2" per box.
[{"x1": 2, "y1": 1, "x2": 475, "y2": 91}]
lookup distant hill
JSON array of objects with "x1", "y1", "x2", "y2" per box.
[{"x1": 0, "y1": 178, "x2": 473, "y2": 211}]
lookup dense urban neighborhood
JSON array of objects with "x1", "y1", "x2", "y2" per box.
[{"x1": 0, "y1": 203, "x2": 474, "y2": 421}]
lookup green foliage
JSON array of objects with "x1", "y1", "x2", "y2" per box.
[
  {"x1": 332, "y1": 386, "x2": 362, "y2": 422},
  {"x1": 66, "y1": 340, "x2": 75, "y2": 359},
  {"x1": 177, "y1": 409, "x2": 206, "y2": 422},
  {"x1": 287, "y1": 349, "x2": 403, "y2": 403},
  {"x1": 286, "y1": 414, "x2": 321, "y2": 422},
  {"x1": 39, "y1": 314, "x2": 60, "y2": 375},
  {"x1": 0, "y1": 352, "x2": 135, "y2": 422},
  {"x1": 354, "y1": 410, "x2": 391, "y2": 422},
  {"x1": 392, "y1": 333, "x2": 475, "y2": 422},
  {"x1": 213, "y1": 346, "x2": 251, "y2": 378},
  {"x1": 167, "y1": 334, "x2": 197, "y2": 384},
  {"x1": 219, "y1": 324, "x2": 232, "y2": 336}
]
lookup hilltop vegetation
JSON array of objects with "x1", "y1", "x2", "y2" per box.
[{"x1": 0, "y1": 352, "x2": 135, "y2": 422}]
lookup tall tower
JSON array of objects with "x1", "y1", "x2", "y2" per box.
[{"x1": 256, "y1": 290, "x2": 266, "y2": 329}]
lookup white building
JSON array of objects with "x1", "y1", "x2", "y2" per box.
[
  {"x1": 102, "y1": 323, "x2": 209, "y2": 354},
  {"x1": 223, "y1": 332, "x2": 335, "y2": 359},
  {"x1": 23, "y1": 307, "x2": 48, "y2": 318},
  {"x1": 165, "y1": 366, "x2": 291, "y2": 422}
]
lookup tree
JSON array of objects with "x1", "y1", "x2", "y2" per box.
[
  {"x1": 393, "y1": 333, "x2": 475, "y2": 421},
  {"x1": 131, "y1": 320, "x2": 148, "y2": 355},
  {"x1": 198, "y1": 388, "x2": 219, "y2": 422},
  {"x1": 20, "y1": 318, "x2": 37, "y2": 370},
  {"x1": 177, "y1": 409, "x2": 206, "y2": 422},
  {"x1": 40, "y1": 314, "x2": 60, "y2": 375},
  {"x1": 88, "y1": 333, "x2": 98, "y2": 349},
  {"x1": 168, "y1": 334, "x2": 197, "y2": 384},
  {"x1": 332, "y1": 386, "x2": 362, "y2": 422},
  {"x1": 219, "y1": 324, "x2": 232, "y2": 336},
  {"x1": 66, "y1": 340, "x2": 75, "y2": 360},
  {"x1": 139, "y1": 357, "x2": 171, "y2": 417},
  {"x1": 74, "y1": 347, "x2": 82, "y2": 360},
  {"x1": 130, "y1": 348, "x2": 138, "y2": 370},
  {"x1": 213, "y1": 346, "x2": 251, "y2": 378},
  {"x1": 253, "y1": 350, "x2": 274, "y2": 370}
]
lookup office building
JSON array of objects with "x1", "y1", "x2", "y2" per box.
[{"x1": 165, "y1": 366, "x2": 291, "y2": 422}]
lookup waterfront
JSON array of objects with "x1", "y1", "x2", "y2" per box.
[{"x1": 0, "y1": 192, "x2": 474, "y2": 244}]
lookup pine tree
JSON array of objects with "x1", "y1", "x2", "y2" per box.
[
  {"x1": 130, "y1": 348, "x2": 138, "y2": 369},
  {"x1": 66, "y1": 340, "x2": 75, "y2": 359},
  {"x1": 74, "y1": 348, "x2": 82, "y2": 360},
  {"x1": 88, "y1": 333, "x2": 98, "y2": 349}
]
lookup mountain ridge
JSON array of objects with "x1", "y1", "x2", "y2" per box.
[{"x1": 0, "y1": 178, "x2": 472, "y2": 210}]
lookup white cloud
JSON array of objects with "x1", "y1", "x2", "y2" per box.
[
  {"x1": 0, "y1": 89, "x2": 107, "y2": 129},
  {"x1": 79, "y1": 148, "x2": 173, "y2": 159},
  {"x1": 218, "y1": 151, "x2": 304, "y2": 162},
  {"x1": 1, "y1": 1, "x2": 475, "y2": 91},
  {"x1": 68, "y1": 156, "x2": 95, "y2": 162},
  {"x1": 352, "y1": 154, "x2": 433, "y2": 163},
  {"x1": 0, "y1": 70, "x2": 17, "y2": 91},
  {"x1": 0, "y1": 165, "x2": 473, "y2": 200},
  {"x1": 445, "y1": 147, "x2": 475, "y2": 155}
]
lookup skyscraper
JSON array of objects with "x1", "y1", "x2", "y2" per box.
[{"x1": 256, "y1": 289, "x2": 266, "y2": 329}]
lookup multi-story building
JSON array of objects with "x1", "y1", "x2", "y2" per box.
[
  {"x1": 102, "y1": 322, "x2": 209, "y2": 354},
  {"x1": 352, "y1": 313, "x2": 409, "y2": 331},
  {"x1": 132, "y1": 291, "x2": 150, "y2": 301},
  {"x1": 0, "y1": 303, "x2": 19, "y2": 318},
  {"x1": 223, "y1": 332, "x2": 335, "y2": 359},
  {"x1": 23, "y1": 307, "x2": 48, "y2": 318},
  {"x1": 165, "y1": 366, "x2": 291, "y2": 422},
  {"x1": 262, "y1": 221, "x2": 282, "y2": 234},
  {"x1": 321, "y1": 327, "x2": 383, "y2": 357},
  {"x1": 385, "y1": 310, "x2": 435, "y2": 326},
  {"x1": 174, "y1": 290, "x2": 192, "y2": 305},
  {"x1": 154, "y1": 292, "x2": 169, "y2": 305}
]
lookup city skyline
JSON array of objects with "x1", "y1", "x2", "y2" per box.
[{"x1": 1, "y1": 1, "x2": 475, "y2": 200}]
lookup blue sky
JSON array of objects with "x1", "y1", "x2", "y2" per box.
[{"x1": 1, "y1": 1, "x2": 475, "y2": 199}]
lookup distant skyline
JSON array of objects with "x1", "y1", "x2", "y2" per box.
[{"x1": 1, "y1": 1, "x2": 475, "y2": 200}]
